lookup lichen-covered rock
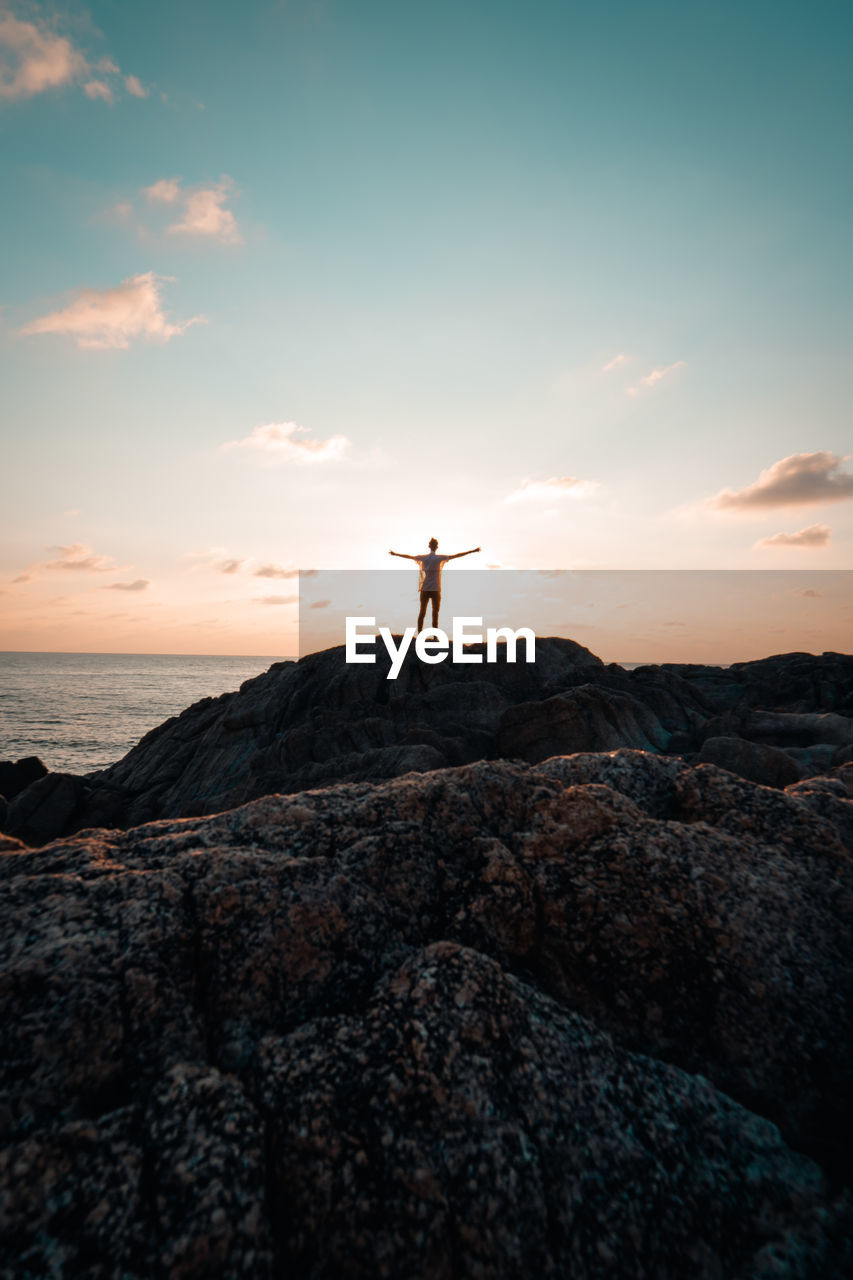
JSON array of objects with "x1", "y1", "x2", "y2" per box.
[{"x1": 1, "y1": 752, "x2": 852, "y2": 1275}]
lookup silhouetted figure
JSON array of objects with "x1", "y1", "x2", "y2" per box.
[{"x1": 389, "y1": 538, "x2": 480, "y2": 631}]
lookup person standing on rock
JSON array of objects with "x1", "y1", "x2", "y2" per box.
[{"x1": 389, "y1": 538, "x2": 480, "y2": 631}]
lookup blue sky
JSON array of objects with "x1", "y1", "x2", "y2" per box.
[{"x1": 1, "y1": 0, "x2": 851, "y2": 654}]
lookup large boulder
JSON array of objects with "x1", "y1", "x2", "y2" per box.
[
  {"x1": 0, "y1": 755, "x2": 47, "y2": 801},
  {"x1": 4, "y1": 772, "x2": 85, "y2": 846},
  {"x1": 498, "y1": 684, "x2": 671, "y2": 762},
  {"x1": 696, "y1": 734, "x2": 801, "y2": 788},
  {"x1": 1, "y1": 753, "x2": 852, "y2": 1274},
  {"x1": 4, "y1": 644, "x2": 852, "y2": 847}
]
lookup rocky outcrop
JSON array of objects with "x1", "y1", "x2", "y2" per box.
[
  {"x1": 1, "y1": 751, "x2": 852, "y2": 1275},
  {"x1": 4, "y1": 771, "x2": 85, "y2": 847},
  {"x1": 4, "y1": 643, "x2": 852, "y2": 849},
  {"x1": 0, "y1": 755, "x2": 47, "y2": 803},
  {"x1": 695, "y1": 735, "x2": 801, "y2": 789}
]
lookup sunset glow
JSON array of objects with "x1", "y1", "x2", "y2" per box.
[{"x1": 2, "y1": 1, "x2": 851, "y2": 655}]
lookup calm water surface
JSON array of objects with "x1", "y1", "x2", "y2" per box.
[{"x1": 0, "y1": 652, "x2": 288, "y2": 774}]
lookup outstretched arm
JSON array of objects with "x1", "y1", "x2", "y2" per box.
[
  {"x1": 389, "y1": 550, "x2": 419, "y2": 560},
  {"x1": 447, "y1": 547, "x2": 481, "y2": 560}
]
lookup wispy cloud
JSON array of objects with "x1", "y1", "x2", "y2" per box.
[
  {"x1": 169, "y1": 178, "x2": 242, "y2": 244},
  {"x1": 254, "y1": 564, "x2": 299, "y2": 579},
  {"x1": 185, "y1": 548, "x2": 246, "y2": 574},
  {"x1": 44, "y1": 543, "x2": 118, "y2": 571},
  {"x1": 601, "y1": 353, "x2": 629, "y2": 373},
  {"x1": 124, "y1": 73, "x2": 148, "y2": 98},
  {"x1": 222, "y1": 421, "x2": 350, "y2": 464},
  {"x1": 756, "y1": 524, "x2": 831, "y2": 549},
  {"x1": 103, "y1": 578, "x2": 150, "y2": 591},
  {"x1": 136, "y1": 176, "x2": 242, "y2": 243},
  {"x1": 505, "y1": 476, "x2": 598, "y2": 504},
  {"x1": 12, "y1": 543, "x2": 124, "y2": 583},
  {"x1": 83, "y1": 78, "x2": 113, "y2": 103},
  {"x1": 256, "y1": 594, "x2": 298, "y2": 606},
  {"x1": 0, "y1": 10, "x2": 146, "y2": 104},
  {"x1": 20, "y1": 271, "x2": 204, "y2": 349},
  {"x1": 143, "y1": 177, "x2": 182, "y2": 204},
  {"x1": 711, "y1": 452, "x2": 853, "y2": 511},
  {"x1": 627, "y1": 360, "x2": 686, "y2": 396},
  {"x1": 0, "y1": 10, "x2": 85, "y2": 99}
]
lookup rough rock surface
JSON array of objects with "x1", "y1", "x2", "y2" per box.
[
  {"x1": 695, "y1": 735, "x2": 801, "y2": 789},
  {"x1": 1, "y1": 751, "x2": 852, "y2": 1276},
  {"x1": 4, "y1": 643, "x2": 853, "y2": 847}
]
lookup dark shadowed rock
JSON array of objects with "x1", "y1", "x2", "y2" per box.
[
  {"x1": 696, "y1": 734, "x2": 801, "y2": 788},
  {"x1": 4, "y1": 644, "x2": 852, "y2": 848},
  {"x1": 0, "y1": 755, "x2": 47, "y2": 800},
  {"x1": 1, "y1": 752, "x2": 852, "y2": 1274},
  {"x1": 4, "y1": 771, "x2": 85, "y2": 846},
  {"x1": 497, "y1": 684, "x2": 671, "y2": 762}
]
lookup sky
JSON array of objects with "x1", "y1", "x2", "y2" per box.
[{"x1": 1, "y1": 0, "x2": 851, "y2": 656}]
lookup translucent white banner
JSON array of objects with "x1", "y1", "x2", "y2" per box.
[{"x1": 298, "y1": 569, "x2": 852, "y2": 665}]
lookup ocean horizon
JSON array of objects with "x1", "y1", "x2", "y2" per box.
[
  {"x1": 0, "y1": 651, "x2": 289, "y2": 775},
  {"x1": 0, "y1": 648, "x2": 732, "y2": 777}
]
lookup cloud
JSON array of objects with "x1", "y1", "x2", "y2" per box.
[
  {"x1": 627, "y1": 360, "x2": 686, "y2": 395},
  {"x1": 12, "y1": 572, "x2": 32, "y2": 583},
  {"x1": 222, "y1": 421, "x2": 350, "y2": 464},
  {"x1": 0, "y1": 10, "x2": 86, "y2": 99},
  {"x1": 83, "y1": 78, "x2": 113, "y2": 103},
  {"x1": 506, "y1": 476, "x2": 598, "y2": 504},
  {"x1": 0, "y1": 10, "x2": 145, "y2": 104},
  {"x1": 256, "y1": 594, "x2": 298, "y2": 605},
  {"x1": 601, "y1": 353, "x2": 629, "y2": 373},
  {"x1": 310, "y1": 599, "x2": 330, "y2": 609},
  {"x1": 168, "y1": 178, "x2": 242, "y2": 244},
  {"x1": 103, "y1": 578, "x2": 149, "y2": 591},
  {"x1": 20, "y1": 271, "x2": 204, "y2": 349},
  {"x1": 711, "y1": 452, "x2": 853, "y2": 511},
  {"x1": 794, "y1": 588, "x2": 823, "y2": 598},
  {"x1": 44, "y1": 542, "x2": 118, "y2": 571},
  {"x1": 137, "y1": 176, "x2": 241, "y2": 243},
  {"x1": 218, "y1": 558, "x2": 244, "y2": 574},
  {"x1": 143, "y1": 177, "x2": 182, "y2": 204},
  {"x1": 756, "y1": 524, "x2": 831, "y2": 549},
  {"x1": 254, "y1": 564, "x2": 299, "y2": 579}
]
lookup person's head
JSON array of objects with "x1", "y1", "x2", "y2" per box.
[{"x1": 428, "y1": 537, "x2": 438, "y2": 551}]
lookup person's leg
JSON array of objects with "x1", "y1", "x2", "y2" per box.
[
  {"x1": 417, "y1": 591, "x2": 428, "y2": 632},
  {"x1": 431, "y1": 591, "x2": 440, "y2": 628}
]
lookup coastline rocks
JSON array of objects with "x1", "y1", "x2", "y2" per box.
[
  {"x1": 4, "y1": 771, "x2": 85, "y2": 847},
  {"x1": 695, "y1": 735, "x2": 801, "y2": 789},
  {"x1": 497, "y1": 684, "x2": 671, "y2": 761},
  {"x1": 0, "y1": 755, "x2": 47, "y2": 801},
  {"x1": 4, "y1": 645, "x2": 853, "y2": 849},
  {"x1": 0, "y1": 752, "x2": 851, "y2": 1274}
]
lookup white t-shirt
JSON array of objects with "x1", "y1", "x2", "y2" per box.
[{"x1": 414, "y1": 553, "x2": 450, "y2": 592}]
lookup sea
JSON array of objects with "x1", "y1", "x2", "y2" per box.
[{"x1": 0, "y1": 652, "x2": 289, "y2": 776}]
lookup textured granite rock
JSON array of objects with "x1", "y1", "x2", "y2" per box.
[
  {"x1": 5, "y1": 644, "x2": 852, "y2": 848},
  {"x1": 1, "y1": 752, "x2": 852, "y2": 1275}
]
